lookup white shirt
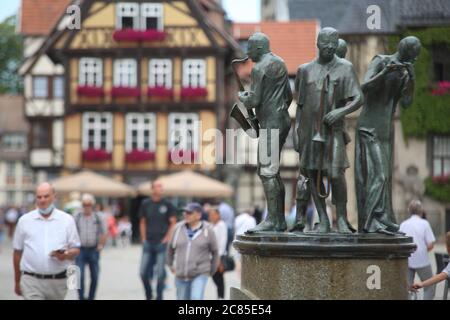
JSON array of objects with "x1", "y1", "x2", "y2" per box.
[
  {"x1": 234, "y1": 213, "x2": 256, "y2": 236},
  {"x1": 13, "y1": 208, "x2": 81, "y2": 274},
  {"x1": 443, "y1": 262, "x2": 450, "y2": 278},
  {"x1": 399, "y1": 215, "x2": 436, "y2": 269},
  {"x1": 212, "y1": 220, "x2": 228, "y2": 256}
]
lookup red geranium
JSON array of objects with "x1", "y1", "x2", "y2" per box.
[
  {"x1": 77, "y1": 86, "x2": 104, "y2": 97},
  {"x1": 82, "y1": 149, "x2": 112, "y2": 162},
  {"x1": 125, "y1": 149, "x2": 156, "y2": 162},
  {"x1": 147, "y1": 86, "x2": 174, "y2": 98},
  {"x1": 111, "y1": 86, "x2": 141, "y2": 97},
  {"x1": 180, "y1": 87, "x2": 208, "y2": 98}
]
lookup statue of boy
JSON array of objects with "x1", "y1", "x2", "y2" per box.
[
  {"x1": 238, "y1": 32, "x2": 292, "y2": 232},
  {"x1": 293, "y1": 27, "x2": 364, "y2": 233}
]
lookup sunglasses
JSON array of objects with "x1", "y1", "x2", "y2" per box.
[{"x1": 82, "y1": 203, "x2": 93, "y2": 207}]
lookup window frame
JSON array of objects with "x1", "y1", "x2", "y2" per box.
[
  {"x1": 116, "y1": 2, "x2": 140, "y2": 30},
  {"x1": 168, "y1": 113, "x2": 199, "y2": 151},
  {"x1": 114, "y1": 59, "x2": 138, "y2": 87},
  {"x1": 140, "y1": 3, "x2": 164, "y2": 31},
  {"x1": 32, "y1": 76, "x2": 49, "y2": 98},
  {"x1": 30, "y1": 121, "x2": 52, "y2": 149},
  {"x1": 431, "y1": 135, "x2": 450, "y2": 177},
  {"x1": 53, "y1": 76, "x2": 64, "y2": 99},
  {"x1": 79, "y1": 58, "x2": 103, "y2": 87},
  {"x1": 149, "y1": 58, "x2": 172, "y2": 88},
  {"x1": 2, "y1": 134, "x2": 26, "y2": 151},
  {"x1": 82, "y1": 112, "x2": 113, "y2": 152},
  {"x1": 182, "y1": 59, "x2": 206, "y2": 88},
  {"x1": 125, "y1": 113, "x2": 157, "y2": 152}
]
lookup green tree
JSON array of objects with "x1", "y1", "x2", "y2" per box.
[{"x1": 0, "y1": 15, "x2": 23, "y2": 94}]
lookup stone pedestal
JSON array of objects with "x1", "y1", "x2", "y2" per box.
[{"x1": 231, "y1": 232, "x2": 416, "y2": 300}]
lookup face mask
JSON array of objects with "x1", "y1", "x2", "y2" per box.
[{"x1": 39, "y1": 203, "x2": 55, "y2": 216}]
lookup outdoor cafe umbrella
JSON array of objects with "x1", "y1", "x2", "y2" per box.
[
  {"x1": 51, "y1": 170, "x2": 136, "y2": 197},
  {"x1": 137, "y1": 170, "x2": 234, "y2": 198}
]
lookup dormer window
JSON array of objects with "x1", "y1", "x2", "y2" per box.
[
  {"x1": 141, "y1": 3, "x2": 163, "y2": 30},
  {"x1": 116, "y1": 3, "x2": 140, "y2": 30},
  {"x1": 116, "y1": 3, "x2": 163, "y2": 31}
]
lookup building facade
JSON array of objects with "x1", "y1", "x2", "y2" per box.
[{"x1": 22, "y1": 0, "x2": 240, "y2": 188}]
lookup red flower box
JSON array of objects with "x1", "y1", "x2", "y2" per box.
[
  {"x1": 180, "y1": 87, "x2": 208, "y2": 98},
  {"x1": 140, "y1": 29, "x2": 167, "y2": 41},
  {"x1": 125, "y1": 149, "x2": 156, "y2": 162},
  {"x1": 111, "y1": 86, "x2": 141, "y2": 97},
  {"x1": 113, "y1": 29, "x2": 167, "y2": 42},
  {"x1": 168, "y1": 150, "x2": 197, "y2": 162},
  {"x1": 82, "y1": 149, "x2": 112, "y2": 162},
  {"x1": 147, "y1": 86, "x2": 174, "y2": 98},
  {"x1": 431, "y1": 81, "x2": 450, "y2": 96},
  {"x1": 77, "y1": 86, "x2": 104, "y2": 97},
  {"x1": 432, "y1": 175, "x2": 450, "y2": 185},
  {"x1": 113, "y1": 29, "x2": 142, "y2": 42}
]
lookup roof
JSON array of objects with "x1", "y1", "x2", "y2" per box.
[
  {"x1": 233, "y1": 21, "x2": 318, "y2": 75},
  {"x1": 0, "y1": 95, "x2": 28, "y2": 134},
  {"x1": 288, "y1": 0, "x2": 397, "y2": 34},
  {"x1": 19, "y1": 0, "x2": 71, "y2": 36},
  {"x1": 288, "y1": 0, "x2": 450, "y2": 35}
]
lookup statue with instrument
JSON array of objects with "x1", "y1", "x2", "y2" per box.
[
  {"x1": 232, "y1": 32, "x2": 292, "y2": 232},
  {"x1": 292, "y1": 27, "x2": 363, "y2": 233},
  {"x1": 355, "y1": 36, "x2": 421, "y2": 235}
]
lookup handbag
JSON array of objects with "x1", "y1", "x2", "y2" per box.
[{"x1": 221, "y1": 255, "x2": 235, "y2": 272}]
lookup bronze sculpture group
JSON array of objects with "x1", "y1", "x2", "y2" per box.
[{"x1": 233, "y1": 27, "x2": 421, "y2": 236}]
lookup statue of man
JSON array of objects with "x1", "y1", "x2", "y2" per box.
[
  {"x1": 355, "y1": 36, "x2": 421, "y2": 235},
  {"x1": 238, "y1": 32, "x2": 292, "y2": 232},
  {"x1": 293, "y1": 27, "x2": 364, "y2": 233},
  {"x1": 336, "y1": 39, "x2": 348, "y2": 59}
]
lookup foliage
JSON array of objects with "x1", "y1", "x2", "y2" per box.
[{"x1": 0, "y1": 15, "x2": 23, "y2": 94}]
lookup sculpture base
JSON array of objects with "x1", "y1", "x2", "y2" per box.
[{"x1": 231, "y1": 232, "x2": 416, "y2": 300}]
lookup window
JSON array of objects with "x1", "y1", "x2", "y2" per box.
[
  {"x1": 33, "y1": 76, "x2": 48, "y2": 98},
  {"x1": 6, "y1": 161, "x2": 15, "y2": 180},
  {"x1": 183, "y1": 59, "x2": 206, "y2": 88},
  {"x1": 3, "y1": 134, "x2": 26, "y2": 151},
  {"x1": 31, "y1": 121, "x2": 51, "y2": 148},
  {"x1": 53, "y1": 76, "x2": 64, "y2": 98},
  {"x1": 432, "y1": 45, "x2": 450, "y2": 82},
  {"x1": 114, "y1": 59, "x2": 137, "y2": 87},
  {"x1": 432, "y1": 135, "x2": 450, "y2": 177},
  {"x1": 82, "y1": 113, "x2": 113, "y2": 151},
  {"x1": 116, "y1": 3, "x2": 163, "y2": 30},
  {"x1": 126, "y1": 113, "x2": 156, "y2": 152},
  {"x1": 149, "y1": 59, "x2": 172, "y2": 88},
  {"x1": 79, "y1": 58, "x2": 103, "y2": 87},
  {"x1": 168, "y1": 113, "x2": 199, "y2": 151},
  {"x1": 116, "y1": 3, "x2": 139, "y2": 30},
  {"x1": 141, "y1": 3, "x2": 163, "y2": 30},
  {"x1": 22, "y1": 162, "x2": 34, "y2": 184}
]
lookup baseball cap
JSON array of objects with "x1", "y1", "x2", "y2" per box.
[{"x1": 182, "y1": 202, "x2": 203, "y2": 213}]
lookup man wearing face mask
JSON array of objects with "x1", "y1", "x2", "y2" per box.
[
  {"x1": 293, "y1": 27, "x2": 364, "y2": 233},
  {"x1": 13, "y1": 182, "x2": 80, "y2": 300}
]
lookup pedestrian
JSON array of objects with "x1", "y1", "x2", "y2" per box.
[
  {"x1": 117, "y1": 215, "x2": 132, "y2": 247},
  {"x1": 12, "y1": 182, "x2": 80, "y2": 300},
  {"x1": 6, "y1": 206, "x2": 19, "y2": 239},
  {"x1": 208, "y1": 206, "x2": 228, "y2": 299},
  {"x1": 233, "y1": 211, "x2": 256, "y2": 276},
  {"x1": 400, "y1": 199, "x2": 436, "y2": 300},
  {"x1": 167, "y1": 202, "x2": 219, "y2": 300},
  {"x1": 411, "y1": 232, "x2": 450, "y2": 295},
  {"x1": 0, "y1": 207, "x2": 5, "y2": 252},
  {"x1": 74, "y1": 193, "x2": 108, "y2": 300},
  {"x1": 218, "y1": 201, "x2": 235, "y2": 251},
  {"x1": 139, "y1": 180, "x2": 177, "y2": 300}
]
